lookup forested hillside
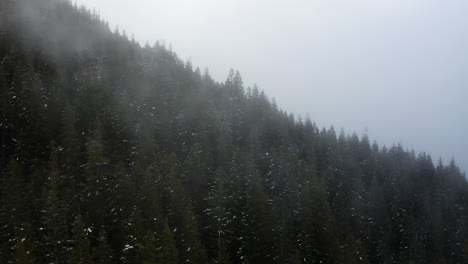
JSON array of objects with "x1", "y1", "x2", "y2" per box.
[{"x1": 1, "y1": 0, "x2": 467, "y2": 263}]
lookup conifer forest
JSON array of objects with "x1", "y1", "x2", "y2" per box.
[{"x1": 0, "y1": 0, "x2": 467, "y2": 263}]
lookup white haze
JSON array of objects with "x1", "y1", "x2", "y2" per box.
[{"x1": 74, "y1": 0, "x2": 468, "y2": 173}]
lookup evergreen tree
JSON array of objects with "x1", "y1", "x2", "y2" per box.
[
  {"x1": 0, "y1": 158, "x2": 30, "y2": 261},
  {"x1": 153, "y1": 220, "x2": 179, "y2": 264},
  {"x1": 69, "y1": 215, "x2": 94, "y2": 264},
  {"x1": 60, "y1": 103, "x2": 81, "y2": 211},
  {"x1": 42, "y1": 141, "x2": 69, "y2": 263},
  {"x1": 93, "y1": 233, "x2": 113, "y2": 264},
  {"x1": 297, "y1": 175, "x2": 340, "y2": 263},
  {"x1": 13, "y1": 223, "x2": 37, "y2": 264},
  {"x1": 83, "y1": 118, "x2": 111, "y2": 236},
  {"x1": 165, "y1": 154, "x2": 207, "y2": 264},
  {"x1": 205, "y1": 167, "x2": 231, "y2": 263},
  {"x1": 0, "y1": 63, "x2": 14, "y2": 168},
  {"x1": 244, "y1": 170, "x2": 276, "y2": 263}
]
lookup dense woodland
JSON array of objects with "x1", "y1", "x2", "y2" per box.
[{"x1": 1, "y1": 0, "x2": 467, "y2": 263}]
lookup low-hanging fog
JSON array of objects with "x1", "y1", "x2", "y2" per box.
[{"x1": 75, "y1": 0, "x2": 468, "y2": 173}]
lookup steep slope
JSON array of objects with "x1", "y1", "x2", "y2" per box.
[{"x1": 1, "y1": 0, "x2": 467, "y2": 263}]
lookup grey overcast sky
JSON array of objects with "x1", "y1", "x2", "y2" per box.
[{"x1": 75, "y1": 0, "x2": 468, "y2": 173}]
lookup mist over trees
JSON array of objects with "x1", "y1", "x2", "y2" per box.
[{"x1": 1, "y1": 0, "x2": 467, "y2": 263}]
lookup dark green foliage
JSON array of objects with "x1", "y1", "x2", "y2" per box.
[
  {"x1": 0, "y1": 0, "x2": 467, "y2": 263},
  {"x1": 69, "y1": 215, "x2": 93, "y2": 264},
  {"x1": 13, "y1": 223, "x2": 38, "y2": 264},
  {"x1": 165, "y1": 154, "x2": 207, "y2": 263},
  {"x1": 152, "y1": 220, "x2": 179, "y2": 264},
  {"x1": 298, "y1": 176, "x2": 340, "y2": 263},
  {"x1": 42, "y1": 141, "x2": 69, "y2": 263},
  {"x1": 93, "y1": 233, "x2": 113, "y2": 264},
  {"x1": 244, "y1": 171, "x2": 276, "y2": 263}
]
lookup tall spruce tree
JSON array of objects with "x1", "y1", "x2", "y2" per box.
[
  {"x1": 165, "y1": 154, "x2": 207, "y2": 264},
  {"x1": 69, "y1": 215, "x2": 94, "y2": 264},
  {"x1": 42, "y1": 141, "x2": 69, "y2": 263}
]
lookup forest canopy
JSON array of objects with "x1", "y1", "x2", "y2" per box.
[{"x1": 0, "y1": 0, "x2": 467, "y2": 263}]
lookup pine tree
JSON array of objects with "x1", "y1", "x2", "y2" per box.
[
  {"x1": 244, "y1": 170, "x2": 276, "y2": 263},
  {"x1": 17, "y1": 69, "x2": 48, "y2": 164},
  {"x1": 297, "y1": 175, "x2": 340, "y2": 263},
  {"x1": 153, "y1": 220, "x2": 179, "y2": 264},
  {"x1": 165, "y1": 153, "x2": 207, "y2": 264},
  {"x1": 60, "y1": 103, "x2": 81, "y2": 210},
  {"x1": 0, "y1": 158, "x2": 30, "y2": 261},
  {"x1": 13, "y1": 223, "x2": 37, "y2": 264},
  {"x1": 122, "y1": 208, "x2": 146, "y2": 263},
  {"x1": 42, "y1": 141, "x2": 69, "y2": 263},
  {"x1": 339, "y1": 233, "x2": 370, "y2": 264},
  {"x1": 123, "y1": 162, "x2": 179, "y2": 264},
  {"x1": 0, "y1": 63, "x2": 14, "y2": 168},
  {"x1": 182, "y1": 143, "x2": 210, "y2": 215},
  {"x1": 205, "y1": 167, "x2": 230, "y2": 263},
  {"x1": 83, "y1": 118, "x2": 111, "y2": 236},
  {"x1": 69, "y1": 215, "x2": 94, "y2": 264},
  {"x1": 93, "y1": 233, "x2": 113, "y2": 264}
]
